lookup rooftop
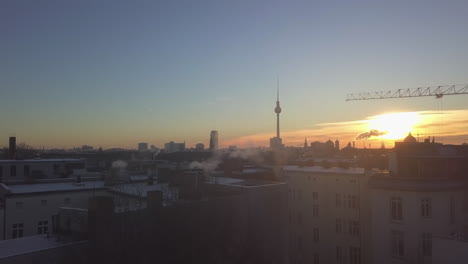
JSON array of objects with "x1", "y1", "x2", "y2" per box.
[
  {"x1": 0, "y1": 235, "x2": 86, "y2": 259},
  {"x1": 208, "y1": 177, "x2": 284, "y2": 188},
  {"x1": 2, "y1": 181, "x2": 106, "y2": 195},
  {"x1": 0, "y1": 159, "x2": 84, "y2": 163},
  {"x1": 283, "y1": 165, "x2": 365, "y2": 175}
]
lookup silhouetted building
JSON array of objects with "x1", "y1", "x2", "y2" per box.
[
  {"x1": 8, "y1": 137, "x2": 16, "y2": 160},
  {"x1": 164, "y1": 141, "x2": 185, "y2": 153},
  {"x1": 138, "y1": 142, "x2": 148, "y2": 152},
  {"x1": 195, "y1": 143, "x2": 205, "y2": 151},
  {"x1": 209, "y1": 130, "x2": 218, "y2": 151}
]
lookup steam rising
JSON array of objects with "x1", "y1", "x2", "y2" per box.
[
  {"x1": 189, "y1": 149, "x2": 264, "y2": 174},
  {"x1": 112, "y1": 160, "x2": 128, "y2": 169},
  {"x1": 355, "y1": 129, "x2": 387, "y2": 140}
]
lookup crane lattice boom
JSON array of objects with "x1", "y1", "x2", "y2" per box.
[{"x1": 346, "y1": 84, "x2": 468, "y2": 101}]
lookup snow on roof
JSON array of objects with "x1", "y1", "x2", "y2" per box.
[
  {"x1": 283, "y1": 165, "x2": 365, "y2": 175},
  {"x1": 110, "y1": 182, "x2": 167, "y2": 198},
  {"x1": 6, "y1": 181, "x2": 106, "y2": 195},
  {"x1": 0, "y1": 235, "x2": 86, "y2": 259}
]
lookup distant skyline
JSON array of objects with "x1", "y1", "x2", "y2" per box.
[{"x1": 2, "y1": 0, "x2": 468, "y2": 149}]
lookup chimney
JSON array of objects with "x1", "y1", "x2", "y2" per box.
[{"x1": 9, "y1": 137, "x2": 16, "y2": 160}]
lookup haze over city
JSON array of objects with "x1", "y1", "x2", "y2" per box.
[{"x1": 2, "y1": 0, "x2": 468, "y2": 149}]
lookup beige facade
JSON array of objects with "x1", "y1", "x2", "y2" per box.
[
  {"x1": 284, "y1": 165, "x2": 372, "y2": 264},
  {"x1": 370, "y1": 177, "x2": 468, "y2": 264}
]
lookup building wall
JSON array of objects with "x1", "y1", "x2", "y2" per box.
[
  {"x1": 2, "y1": 189, "x2": 107, "y2": 240},
  {"x1": 285, "y1": 167, "x2": 371, "y2": 264},
  {"x1": 370, "y1": 187, "x2": 467, "y2": 264},
  {"x1": 0, "y1": 160, "x2": 86, "y2": 182},
  {"x1": 432, "y1": 237, "x2": 468, "y2": 264}
]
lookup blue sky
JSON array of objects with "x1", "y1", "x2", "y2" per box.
[{"x1": 1, "y1": 0, "x2": 468, "y2": 148}]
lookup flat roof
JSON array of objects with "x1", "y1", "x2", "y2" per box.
[
  {"x1": 283, "y1": 165, "x2": 365, "y2": 175},
  {"x1": 0, "y1": 159, "x2": 84, "y2": 163},
  {"x1": 0, "y1": 235, "x2": 86, "y2": 259},
  {"x1": 208, "y1": 177, "x2": 284, "y2": 188},
  {"x1": 110, "y1": 182, "x2": 168, "y2": 198},
  {"x1": 4, "y1": 181, "x2": 106, "y2": 195}
]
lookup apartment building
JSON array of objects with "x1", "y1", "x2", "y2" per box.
[{"x1": 284, "y1": 165, "x2": 372, "y2": 264}]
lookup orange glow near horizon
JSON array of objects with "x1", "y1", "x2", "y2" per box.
[{"x1": 367, "y1": 112, "x2": 421, "y2": 140}]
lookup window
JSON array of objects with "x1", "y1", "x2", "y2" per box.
[
  {"x1": 450, "y1": 196, "x2": 456, "y2": 224},
  {"x1": 15, "y1": 201, "x2": 23, "y2": 209},
  {"x1": 421, "y1": 198, "x2": 431, "y2": 218},
  {"x1": 297, "y1": 236, "x2": 303, "y2": 251},
  {"x1": 38, "y1": 220, "x2": 49, "y2": 234},
  {"x1": 10, "y1": 165, "x2": 16, "y2": 177},
  {"x1": 41, "y1": 200, "x2": 47, "y2": 206},
  {"x1": 12, "y1": 223, "x2": 24, "y2": 239},
  {"x1": 390, "y1": 197, "x2": 403, "y2": 221},
  {"x1": 351, "y1": 195, "x2": 359, "y2": 209},
  {"x1": 421, "y1": 233, "x2": 432, "y2": 257},
  {"x1": 336, "y1": 218, "x2": 342, "y2": 233},
  {"x1": 349, "y1": 220, "x2": 360, "y2": 236},
  {"x1": 313, "y1": 228, "x2": 319, "y2": 242},
  {"x1": 313, "y1": 205, "x2": 319, "y2": 217},
  {"x1": 312, "y1": 192, "x2": 319, "y2": 201},
  {"x1": 24, "y1": 165, "x2": 30, "y2": 177},
  {"x1": 313, "y1": 253, "x2": 319, "y2": 264},
  {"x1": 391, "y1": 230, "x2": 405, "y2": 258},
  {"x1": 336, "y1": 193, "x2": 341, "y2": 208},
  {"x1": 64, "y1": 197, "x2": 71, "y2": 205},
  {"x1": 349, "y1": 246, "x2": 361, "y2": 264},
  {"x1": 298, "y1": 212, "x2": 302, "y2": 225},
  {"x1": 336, "y1": 246, "x2": 342, "y2": 261}
]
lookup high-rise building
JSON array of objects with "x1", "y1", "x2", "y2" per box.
[
  {"x1": 9, "y1": 137, "x2": 16, "y2": 160},
  {"x1": 138, "y1": 142, "x2": 148, "y2": 152},
  {"x1": 270, "y1": 81, "x2": 284, "y2": 149},
  {"x1": 209, "y1": 131, "x2": 218, "y2": 151}
]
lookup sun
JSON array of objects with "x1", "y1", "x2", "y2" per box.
[{"x1": 368, "y1": 112, "x2": 421, "y2": 140}]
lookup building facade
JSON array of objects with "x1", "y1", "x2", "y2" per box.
[
  {"x1": 209, "y1": 131, "x2": 218, "y2": 151},
  {"x1": 284, "y1": 165, "x2": 372, "y2": 264},
  {"x1": 0, "y1": 159, "x2": 86, "y2": 183}
]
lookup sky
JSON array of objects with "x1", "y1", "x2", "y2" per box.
[{"x1": 1, "y1": 0, "x2": 468, "y2": 149}]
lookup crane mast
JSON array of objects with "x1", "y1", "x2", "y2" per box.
[{"x1": 346, "y1": 84, "x2": 468, "y2": 101}]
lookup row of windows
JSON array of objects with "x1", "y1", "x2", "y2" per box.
[
  {"x1": 336, "y1": 193, "x2": 359, "y2": 209},
  {"x1": 292, "y1": 242, "x2": 361, "y2": 264},
  {"x1": 12, "y1": 221, "x2": 49, "y2": 238},
  {"x1": 289, "y1": 189, "x2": 319, "y2": 201},
  {"x1": 391, "y1": 196, "x2": 460, "y2": 222},
  {"x1": 391, "y1": 230, "x2": 432, "y2": 258},
  {"x1": 15, "y1": 198, "x2": 71, "y2": 209},
  {"x1": 335, "y1": 218, "x2": 360, "y2": 236}
]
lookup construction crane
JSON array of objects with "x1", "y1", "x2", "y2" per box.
[{"x1": 346, "y1": 84, "x2": 468, "y2": 101}]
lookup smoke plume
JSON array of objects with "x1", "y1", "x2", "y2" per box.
[
  {"x1": 112, "y1": 160, "x2": 128, "y2": 169},
  {"x1": 355, "y1": 129, "x2": 387, "y2": 140}
]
